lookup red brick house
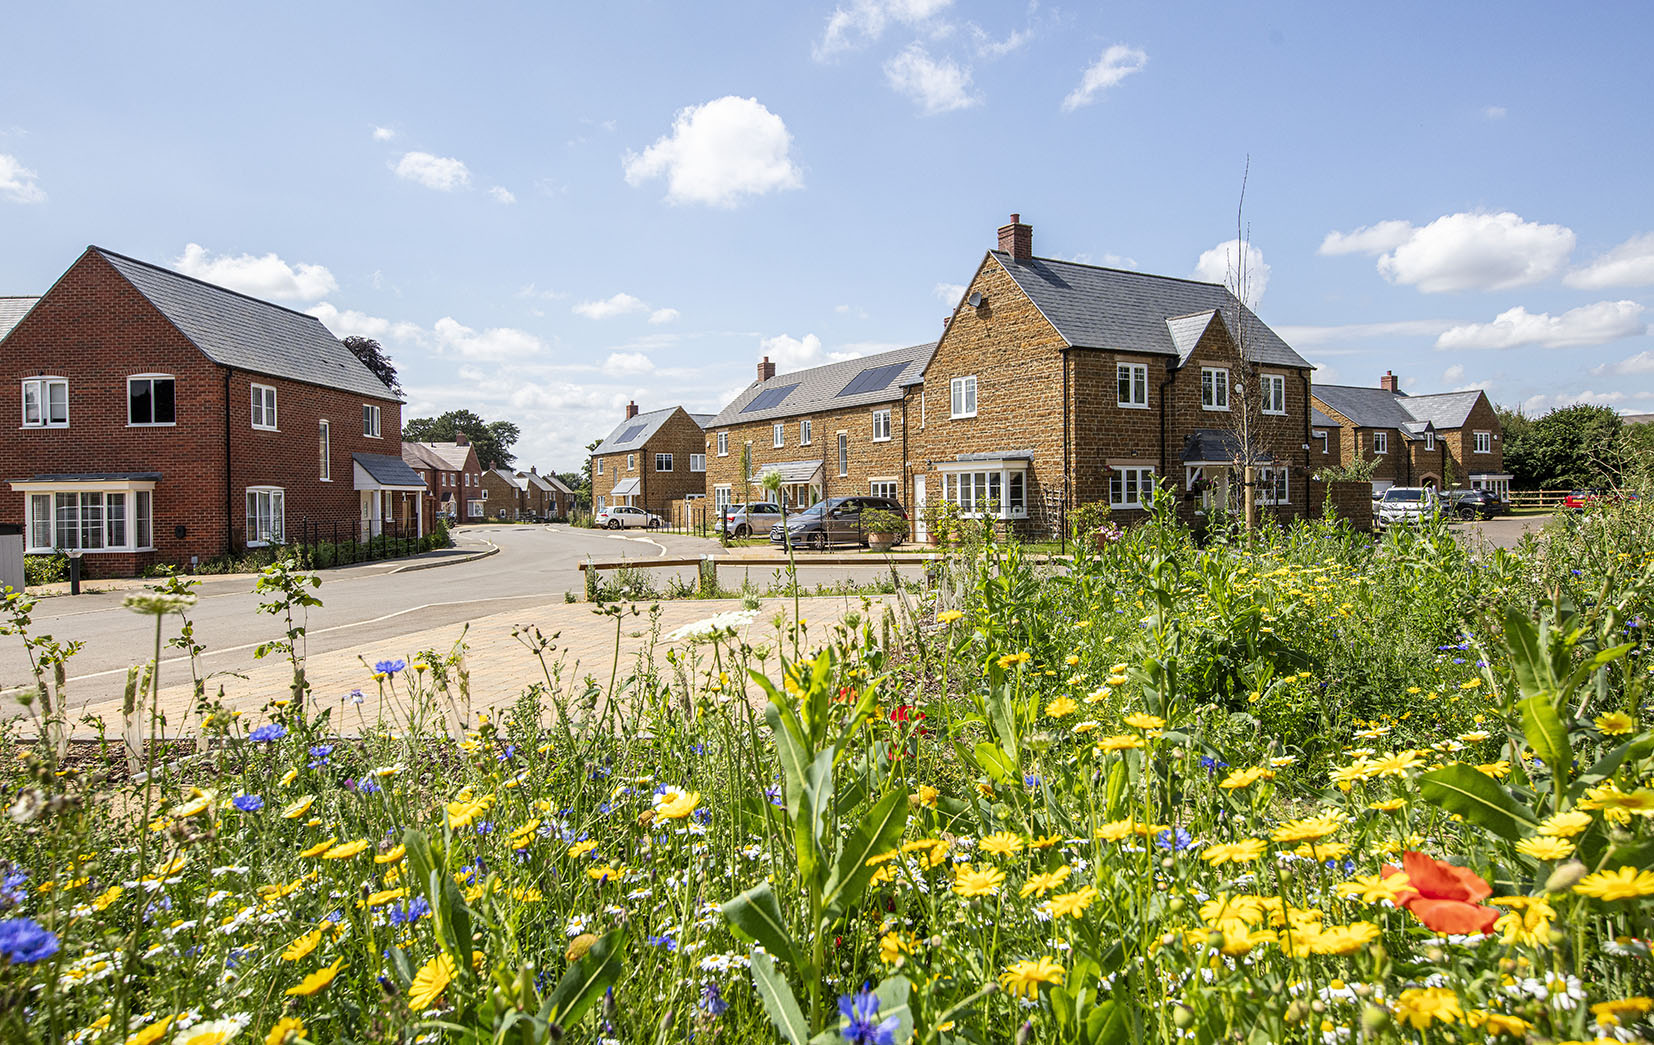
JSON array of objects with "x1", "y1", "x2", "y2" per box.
[
  {"x1": 402, "y1": 437, "x2": 484, "y2": 524},
  {"x1": 1312, "y1": 374, "x2": 1510, "y2": 498},
  {"x1": 0, "y1": 246, "x2": 422, "y2": 576},
  {"x1": 479, "y1": 467, "x2": 572, "y2": 520}
]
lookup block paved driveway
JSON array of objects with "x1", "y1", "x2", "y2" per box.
[{"x1": 0, "y1": 524, "x2": 908, "y2": 733}]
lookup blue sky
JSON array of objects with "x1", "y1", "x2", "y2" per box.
[{"x1": 3, "y1": 1, "x2": 1652, "y2": 470}]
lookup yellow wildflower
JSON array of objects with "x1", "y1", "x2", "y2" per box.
[
  {"x1": 1574, "y1": 866, "x2": 1654, "y2": 901},
  {"x1": 322, "y1": 839, "x2": 370, "y2": 860},
  {"x1": 285, "y1": 958, "x2": 344, "y2": 997},
  {"x1": 979, "y1": 831, "x2": 1024, "y2": 857},
  {"x1": 1019, "y1": 867, "x2": 1072, "y2": 897},
  {"x1": 1514, "y1": 836, "x2": 1574, "y2": 861},
  {"x1": 998, "y1": 956, "x2": 1064, "y2": 1000},
  {"x1": 1201, "y1": 839, "x2": 1267, "y2": 865},
  {"x1": 408, "y1": 953, "x2": 454, "y2": 1011},
  {"x1": 1046, "y1": 885, "x2": 1099, "y2": 918},
  {"x1": 952, "y1": 864, "x2": 1005, "y2": 898},
  {"x1": 266, "y1": 1017, "x2": 306, "y2": 1045}
]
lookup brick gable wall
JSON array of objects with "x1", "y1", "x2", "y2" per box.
[{"x1": 590, "y1": 409, "x2": 707, "y2": 514}]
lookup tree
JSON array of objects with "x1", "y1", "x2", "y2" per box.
[
  {"x1": 1501, "y1": 403, "x2": 1624, "y2": 490},
  {"x1": 402, "y1": 409, "x2": 520, "y2": 469},
  {"x1": 342, "y1": 336, "x2": 401, "y2": 396}
]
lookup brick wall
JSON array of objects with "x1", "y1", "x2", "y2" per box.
[
  {"x1": 591, "y1": 408, "x2": 707, "y2": 514},
  {"x1": 1306, "y1": 479, "x2": 1374, "y2": 531},
  {"x1": 1441, "y1": 395, "x2": 1505, "y2": 483},
  {"x1": 480, "y1": 471, "x2": 525, "y2": 519},
  {"x1": 704, "y1": 398, "x2": 910, "y2": 509}
]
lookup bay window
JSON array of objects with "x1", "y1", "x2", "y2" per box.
[
  {"x1": 938, "y1": 460, "x2": 1028, "y2": 518},
  {"x1": 23, "y1": 487, "x2": 154, "y2": 553}
]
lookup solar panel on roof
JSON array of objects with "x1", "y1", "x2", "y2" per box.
[
  {"x1": 836, "y1": 361, "x2": 907, "y2": 398},
  {"x1": 741, "y1": 383, "x2": 799, "y2": 413},
  {"x1": 617, "y1": 424, "x2": 646, "y2": 443}
]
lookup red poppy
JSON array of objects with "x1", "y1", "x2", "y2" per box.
[
  {"x1": 890, "y1": 704, "x2": 926, "y2": 724},
  {"x1": 1381, "y1": 851, "x2": 1500, "y2": 935}
]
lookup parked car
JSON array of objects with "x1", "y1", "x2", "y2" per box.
[
  {"x1": 770, "y1": 495, "x2": 907, "y2": 549},
  {"x1": 1442, "y1": 488, "x2": 1505, "y2": 520},
  {"x1": 595, "y1": 505, "x2": 661, "y2": 529},
  {"x1": 1564, "y1": 489, "x2": 1603, "y2": 511},
  {"x1": 718, "y1": 501, "x2": 785, "y2": 538},
  {"x1": 1375, "y1": 487, "x2": 1441, "y2": 529}
]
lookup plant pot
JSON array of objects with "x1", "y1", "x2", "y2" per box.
[{"x1": 868, "y1": 533, "x2": 898, "y2": 551}]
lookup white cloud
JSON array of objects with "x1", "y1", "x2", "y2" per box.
[
  {"x1": 934, "y1": 282, "x2": 966, "y2": 303},
  {"x1": 372, "y1": 126, "x2": 396, "y2": 141},
  {"x1": 431, "y1": 316, "x2": 545, "y2": 361},
  {"x1": 1322, "y1": 211, "x2": 1575, "y2": 293},
  {"x1": 488, "y1": 186, "x2": 516, "y2": 204},
  {"x1": 1061, "y1": 45, "x2": 1148, "y2": 112},
  {"x1": 815, "y1": 0, "x2": 955, "y2": 58},
  {"x1": 306, "y1": 303, "x2": 420, "y2": 344},
  {"x1": 0, "y1": 154, "x2": 45, "y2": 203},
  {"x1": 622, "y1": 96, "x2": 803, "y2": 207},
  {"x1": 970, "y1": 24, "x2": 1031, "y2": 58},
  {"x1": 1193, "y1": 239, "x2": 1270, "y2": 304},
  {"x1": 830, "y1": 340, "x2": 903, "y2": 361},
  {"x1": 1442, "y1": 364, "x2": 1466, "y2": 384},
  {"x1": 573, "y1": 293, "x2": 648, "y2": 320},
  {"x1": 884, "y1": 44, "x2": 980, "y2": 114},
  {"x1": 759, "y1": 332, "x2": 825, "y2": 370},
  {"x1": 1435, "y1": 300, "x2": 1647, "y2": 350},
  {"x1": 516, "y1": 283, "x2": 565, "y2": 301},
  {"x1": 174, "y1": 243, "x2": 338, "y2": 301},
  {"x1": 1564, "y1": 232, "x2": 1654, "y2": 289},
  {"x1": 1591, "y1": 351, "x2": 1654, "y2": 377},
  {"x1": 601, "y1": 351, "x2": 655, "y2": 376},
  {"x1": 1274, "y1": 318, "x2": 1459, "y2": 347},
  {"x1": 648, "y1": 308, "x2": 679, "y2": 325},
  {"x1": 1483, "y1": 106, "x2": 1507, "y2": 120},
  {"x1": 393, "y1": 151, "x2": 472, "y2": 191}
]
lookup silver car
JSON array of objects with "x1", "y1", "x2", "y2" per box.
[
  {"x1": 718, "y1": 501, "x2": 784, "y2": 538},
  {"x1": 1376, "y1": 487, "x2": 1440, "y2": 529}
]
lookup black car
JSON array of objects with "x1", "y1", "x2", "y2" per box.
[
  {"x1": 769, "y1": 495, "x2": 906, "y2": 549},
  {"x1": 1442, "y1": 488, "x2": 1505, "y2": 520}
]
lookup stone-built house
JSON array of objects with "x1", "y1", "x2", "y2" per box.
[
  {"x1": 0, "y1": 247, "x2": 423, "y2": 576},
  {"x1": 591, "y1": 403, "x2": 711, "y2": 514},
  {"x1": 523, "y1": 469, "x2": 573, "y2": 518},
  {"x1": 402, "y1": 436, "x2": 484, "y2": 523},
  {"x1": 1312, "y1": 373, "x2": 1510, "y2": 498},
  {"x1": 908, "y1": 215, "x2": 1316, "y2": 537},
  {"x1": 702, "y1": 346, "x2": 936, "y2": 513},
  {"x1": 481, "y1": 467, "x2": 572, "y2": 520}
]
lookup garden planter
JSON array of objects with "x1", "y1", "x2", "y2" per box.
[{"x1": 868, "y1": 533, "x2": 898, "y2": 551}]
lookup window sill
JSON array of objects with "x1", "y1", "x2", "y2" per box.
[
  {"x1": 950, "y1": 413, "x2": 977, "y2": 420},
  {"x1": 252, "y1": 425, "x2": 280, "y2": 433},
  {"x1": 1109, "y1": 503, "x2": 1145, "y2": 510},
  {"x1": 319, "y1": 478, "x2": 332, "y2": 482},
  {"x1": 20, "y1": 424, "x2": 70, "y2": 430},
  {"x1": 127, "y1": 422, "x2": 177, "y2": 428},
  {"x1": 1117, "y1": 402, "x2": 1149, "y2": 410},
  {"x1": 1262, "y1": 409, "x2": 1287, "y2": 416},
  {"x1": 871, "y1": 437, "x2": 891, "y2": 443},
  {"x1": 1200, "y1": 406, "x2": 1230, "y2": 412},
  {"x1": 27, "y1": 546, "x2": 155, "y2": 555}
]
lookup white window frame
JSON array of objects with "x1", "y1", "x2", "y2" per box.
[
  {"x1": 870, "y1": 479, "x2": 899, "y2": 500},
  {"x1": 318, "y1": 420, "x2": 331, "y2": 480},
  {"x1": 800, "y1": 419, "x2": 812, "y2": 446},
  {"x1": 1116, "y1": 363, "x2": 1148, "y2": 409},
  {"x1": 627, "y1": 453, "x2": 636, "y2": 471},
  {"x1": 22, "y1": 487, "x2": 154, "y2": 554},
  {"x1": 1257, "y1": 466, "x2": 1290, "y2": 505},
  {"x1": 655, "y1": 452, "x2": 673, "y2": 472},
  {"x1": 1109, "y1": 466, "x2": 1156, "y2": 509},
  {"x1": 596, "y1": 458, "x2": 604, "y2": 475},
  {"x1": 717, "y1": 431, "x2": 729, "y2": 456},
  {"x1": 1474, "y1": 431, "x2": 1491, "y2": 455},
  {"x1": 1423, "y1": 431, "x2": 1435, "y2": 452},
  {"x1": 128, "y1": 374, "x2": 176, "y2": 427},
  {"x1": 251, "y1": 383, "x2": 278, "y2": 431},
  {"x1": 1200, "y1": 368, "x2": 1229, "y2": 411},
  {"x1": 1261, "y1": 374, "x2": 1286, "y2": 415},
  {"x1": 1372, "y1": 431, "x2": 1389, "y2": 455},
  {"x1": 950, "y1": 375, "x2": 977, "y2": 419},
  {"x1": 21, "y1": 377, "x2": 68, "y2": 428},
  {"x1": 773, "y1": 422, "x2": 785, "y2": 448},
  {"x1": 690, "y1": 453, "x2": 705, "y2": 473},
  {"x1": 245, "y1": 486, "x2": 286, "y2": 547},
  {"x1": 468, "y1": 499, "x2": 485, "y2": 519},
  {"x1": 871, "y1": 409, "x2": 892, "y2": 442},
  {"x1": 362, "y1": 403, "x2": 382, "y2": 438},
  {"x1": 1314, "y1": 430, "x2": 1329, "y2": 455},
  {"x1": 937, "y1": 460, "x2": 1028, "y2": 519},
  {"x1": 713, "y1": 485, "x2": 732, "y2": 509},
  {"x1": 837, "y1": 432, "x2": 849, "y2": 477}
]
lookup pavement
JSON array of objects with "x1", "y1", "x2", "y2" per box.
[{"x1": 1452, "y1": 512, "x2": 1552, "y2": 551}]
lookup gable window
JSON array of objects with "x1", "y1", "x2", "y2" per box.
[
  {"x1": 25, "y1": 488, "x2": 152, "y2": 553},
  {"x1": 128, "y1": 375, "x2": 176, "y2": 426},
  {"x1": 690, "y1": 453, "x2": 706, "y2": 472},
  {"x1": 1109, "y1": 466, "x2": 1155, "y2": 509},
  {"x1": 21, "y1": 377, "x2": 68, "y2": 428},
  {"x1": 1261, "y1": 374, "x2": 1286, "y2": 415},
  {"x1": 655, "y1": 452, "x2": 673, "y2": 472},
  {"x1": 362, "y1": 403, "x2": 382, "y2": 438},
  {"x1": 251, "y1": 383, "x2": 278, "y2": 430},
  {"x1": 837, "y1": 433, "x2": 849, "y2": 476},
  {"x1": 950, "y1": 375, "x2": 977, "y2": 419},
  {"x1": 1474, "y1": 431, "x2": 1492, "y2": 454},
  {"x1": 1423, "y1": 431, "x2": 1435, "y2": 452},
  {"x1": 318, "y1": 420, "x2": 331, "y2": 480},
  {"x1": 1200, "y1": 368, "x2": 1229, "y2": 411},
  {"x1": 773, "y1": 422, "x2": 785, "y2": 448},
  {"x1": 717, "y1": 431, "x2": 729, "y2": 456},
  {"x1": 1372, "y1": 431, "x2": 1389, "y2": 455},
  {"x1": 246, "y1": 487, "x2": 285, "y2": 546},
  {"x1": 871, "y1": 409, "x2": 892, "y2": 442},
  {"x1": 1116, "y1": 363, "x2": 1148, "y2": 408},
  {"x1": 800, "y1": 419, "x2": 812, "y2": 445}
]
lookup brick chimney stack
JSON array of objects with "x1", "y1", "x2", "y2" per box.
[
  {"x1": 625, "y1": 401, "x2": 639, "y2": 419},
  {"x1": 997, "y1": 213, "x2": 1033, "y2": 261},
  {"x1": 1380, "y1": 370, "x2": 1400, "y2": 394},
  {"x1": 758, "y1": 356, "x2": 776, "y2": 383},
  {"x1": 454, "y1": 431, "x2": 469, "y2": 446}
]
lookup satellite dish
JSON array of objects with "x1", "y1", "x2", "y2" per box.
[{"x1": 968, "y1": 292, "x2": 985, "y2": 308}]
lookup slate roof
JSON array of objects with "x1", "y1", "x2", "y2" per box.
[
  {"x1": 536, "y1": 473, "x2": 575, "y2": 494},
  {"x1": 19, "y1": 472, "x2": 162, "y2": 482},
  {"x1": 489, "y1": 468, "x2": 529, "y2": 491},
  {"x1": 708, "y1": 342, "x2": 937, "y2": 427},
  {"x1": 1396, "y1": 390, "x2": 1484, "y2": 430},
  {"x1": 596, "y1": 406, "x2": 684, "y2": 454},
  {"x1": 689, "y1": 413, "x2": 715, "y2": 429},
  {"x1": 354, "y1": 453, "x2": 428, "y2": 488},
  {"x1": 407, "y1": 441, "x2": 475, "y2": 470},
  {"x1": 91, "y1": 248, "x2": 399, "y2": 401},
  {"x1": 1314, "y1": 385, "x2": 1486, "y2": 436},
  {"x1": 988, "y1": 251, "x2": 1312, "y2": 369},
  {"x1": 0, "y1": 296, "x2": 39, "y2": 341},
  {"x1": 1310, "y1": 407, "x2": 1337, "y2": 429}
]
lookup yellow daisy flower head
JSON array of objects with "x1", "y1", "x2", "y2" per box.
[
  {"x1": 1044, "y1": 696, "x2": 1079, "y2": 720},
  {"x1": 1392, "y1": 986, "x2": 1462, "y2": 1030},
  {"x1": 298, "y1": 837, "x2": 338, "y2": 859},
  {"x1": 998, "y1": 956, "x2": 1065, "y2": 1000},
  {"x1": 951, "y1": 864, "x2": 1006, "y2": 898},
  {"x1": 935, "y1": 609, "x2": 965, "y2": 624},
  {"x1": 285, "y1": 958, "x2": 344, "y2": 997},
  {"x1": 1019, "y1": 866, "x2": 1073, "y2": 897},
  {"x1": 1514, "y1": 836, "x2": 1574, "y2": 861},
  {"x1": 1537, "y1": 809, "x2": 1593, "y2": 838},
  {"x1": 407, "y1": 952, "x2": 455, "y2": 1011},
  {"x1": 1201, "y1": 839, "x2": 1267, "y2": 866},
  {"x1": 1270, "y1": 810, "x2": 1346, "y2": 843},
  {"x1": 375, "y1": 844, "x2": 407, "y2": 865},
  {"x1": 282, "y1": 928, "x2": 323, "y2": 962},
  {"x1": 1123, "y1": 712, "x2": 1164, "y2": 730},
  {"x1": 1334, "y1": 871, "x2": 1412, "y2": 905},
  {"x1": 1594, "y1": 711, "x2": 1635, "y2": 736},
  {"x1": 1219, "y1": 766, "x2": 1274, "y2": 791},
  {"x1": 568, "y1": 840, "x2": 598, "y2": 859},
  {"x1": 1095, "y1": 734, "x2": 1146, "y2": 752},
  {"x1": 281, "y1": 795, "x2": 315, "y2": 819},
  {"x1": 979, "y1": 831, "x2": 1025, "y2": 857},
  {"x1": 655, "y1": 789, "x2": 700, "y2": 819},
  {"x1": 322, "y1": 839, "x2": 370, "y2": 860},
  {"x1": 1574, "y1": 866, "x2": 1654, "y2": 902},
  {"x1": 266, "y1": 1017, "x2": 306, "y2": 1045},
  {"x1": 996, "y1": 651, "x2": 1031, "y2": 669}
]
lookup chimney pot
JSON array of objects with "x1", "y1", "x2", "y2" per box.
[
  {"x1": 997, "y1": 213, "x2": 1033, "y2": 261},
  {"x1": 626, "y1": 400, "x2": 639, "y2": 419},
  {"x1": 1380, "y1": 370, "x2": 1400, "y2": 394},
  {"x1": 758, "y1": 355, "x2": 776, "y2": 383}
]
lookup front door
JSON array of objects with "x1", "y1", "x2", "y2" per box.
[{"x1": 914, "y1": 477, "x2": 927, "y2": 541}]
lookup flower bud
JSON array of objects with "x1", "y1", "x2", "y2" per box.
[
  {"x1": 1360, "y1": 1004, "x2": 1390, "y2": 1034},
  {"x1": 1172, "y1": 1004, "x2": 1197, "y2": 1030},
  {"x1": 1015, "y1": 1021, "x2": 1033, "y2": 1045},
  {"x1": 1284, "y1": 1000, "x2": 1308, "y2": 1025},
  {"x1": 1545, "y1": 858, "x2": 1588, "y2": 893}
]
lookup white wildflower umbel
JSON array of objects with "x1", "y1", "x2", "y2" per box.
[
  {"x1": 664, "y1": 609, "x2": 759, "y2": 644},
  {"x1": 123, "y1": 591, "x2": 199, "y2": 616}
]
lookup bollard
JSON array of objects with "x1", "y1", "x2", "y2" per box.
[{"x1": 68, "y1": 549, "x2": 82, "y2": 595}]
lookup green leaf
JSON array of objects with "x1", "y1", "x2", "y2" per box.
[
  {"x1": 1104, "y1": 760, "x2": 1128, "y2": 819},
  {"x1": 1562, "y1": 642, "x2": 1635, "y2": 693},
  {"x1": 720, "y1": 882, "x2": 802, "y2": 971},
  {"x1": 872, "y1": 975, "x2": 914, "y2": 1045},
  {"x1": 823, "y1": 789, "x2": 910, "y2": 922},
  {"x1": 544, "y1": 929, "x2": 624, "y2": 1028},
  {"x1": 1502, "y1": 606, "x2": 1549, "y2": 698},
  {"x1": 1603, "y1": 837, "x2": 1654, "y2": 871},
  {"x1": 799, "y1": 748, "x2": 834, "y2": 881},
  {"x1": 1419, "y1": 763, "x2": 1539, "y2": 840},
  {"x1": 750, "y1": 949, "x2": 809, "y2": 1045},
  {"x1": 1518, "y1": 694, "x2": 1573, "y2": 789},
  {"x1": 973, "y1": 741, "x2": 1015, "y2": 784},
  {"x1": 1085, "y1": 999, "x2": 1131, "y2": 1045},
  {"x1": 1571, "y1": 736, "x2": 1654, "y2": 801}
]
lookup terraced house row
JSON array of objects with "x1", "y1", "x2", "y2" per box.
[{"x1": 600, "y1": 214, "x2": 1499, "y2": 535}]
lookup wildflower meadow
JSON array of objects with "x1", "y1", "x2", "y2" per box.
[{"x1": 2, "y1": 496, "x2": 1653, "y2": 1044}]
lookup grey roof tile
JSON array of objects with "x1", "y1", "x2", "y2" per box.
[
  {"x1": 489, "y1": 468, "x2": 529, "y2": 491},
  {"x1": 708, "y1": 342, "x2": 937, "y2": 427},
  {"x1": 988, "y1": 251, "x2": 1312, "y2": 369},
  {"x1": 407, "y1": 441, "x2": 476, "y2": 470},
  {"x1": 1315, "y1": 385, "x2": 1487, "y2": 434},
  {"x1": 94, "y1": 248, "x2": 399, "y2": 401},
  {"x1": 1396, "y1": 390, "x2": 1483, "y2": 430},
  {"x1": 353, "y1": 452, "x2": 428, "y2": 487},
  {"x1": 596, "y1": 406, "x2": 685, "y2": 454},
  {"x1": 0, "y1": 296, "x2": 39, "y2": 341}
]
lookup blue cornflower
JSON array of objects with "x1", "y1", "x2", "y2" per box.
[
  {"x1": 764, "y1": 786, "x2": 784, "y2": 807},
  {"x1": 308, "y1": 744, "x2": 333, "y2": 768},
  {"x1": 1155, "y1": 827, "x2": 1193, "y2": 852},
  {"x1": 358, "y1": 779, "x2": 381, "y2": 795},
  {"x1": 699, "y1": 981, "x2": 728, "y2": 1017},
  {"x1": 389, "y1": 897, "x2": 432, "y2": 925},
  {"x1": 248, "y1": 723, "x2": 287, "y2": 743},
  {"x1": 646, "y1": 934, "x2": 678, "y2": 951},
  {"x1": 1, "y1": 867, "x2": 30, "y2": 907},
  {"x1": 689, "y1": 743, "x2": 706, "y2": 755},
  {"x1": 232, "y1": 794, "x2": 264, "y2": 813},
  {"x1": 839, "y1": 988, "x2": 898, "y2": 1045},
  {"x1": 0, "y1": 918, "x2": 60, "y2": 963},
  {"x1": 345, "y1": 688, "x2": 366, "y2": 705},
  {"x1": 374, "y1": 659, "x2": 406, "y2": 676},
  {"x1": 497, "y1": 745, "x2": 517, "y2": 762},
  {"x1": 475, "y1": 821, "x2": 494, "y2": 836},
  {"x1": 1023, "y1": 773, "x2": 1042, "y2": 789}
]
